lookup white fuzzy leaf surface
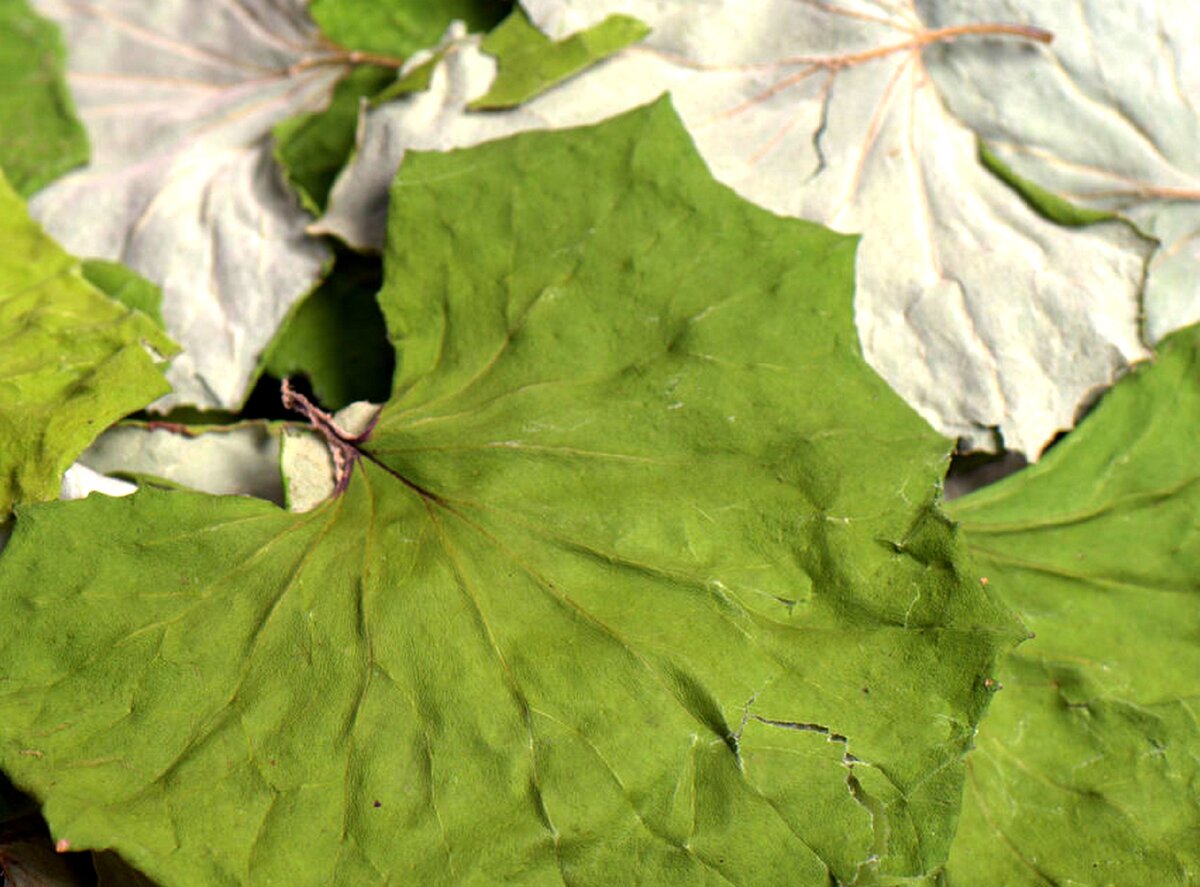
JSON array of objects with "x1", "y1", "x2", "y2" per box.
[
  {"x1": 919, "y1": 0, "x2": 1200, "y2": 344},
  {"x1": 29, "y1": 0, "x2": 345, "y2": 410}
]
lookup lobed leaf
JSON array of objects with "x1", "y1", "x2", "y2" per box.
[
  {"x1": 921, "y1": 0, "x2": 1200, "y2": 345},
  {"x1": 27, "y1": 0, "x2": 346, "y2": 411},
  {"x1": 946, "y1": 324, "x2": 1200, "y2": 884},
  {"x1": 0, "y1": 100, "x2": 1017, "y2": 885},
  {"x1": 321, "y1": 0, "x2": 1154, "y2": 458}
]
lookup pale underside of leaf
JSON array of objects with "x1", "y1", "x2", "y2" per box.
[
  {"x1": 60, "y1": 463, "x2": 137, "y2": 500},
  {"x1": 320, "y1": 0, "x2": 1153, "y2": 458},
  {"x1": 27, "y1": 0, "x2": 347, "y2": 410},
  {"x1": 79, "y1": 421, "x2": 287, "y2": 503},
  {"x1": 920, "y1": 0, "x2": 1200, "y2": 345}
]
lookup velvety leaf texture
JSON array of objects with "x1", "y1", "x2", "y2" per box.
[
  {"x1": 945, "y1": 325, "x2": 1200, "y2": 884},
  {"x1": 0, "y1": 0, "x2": 87, "y2": 196},
  {"x1": 0, "y1": 171, "x2": 175, "y2": 522},
  {"x1": 0, "y1": 100, "x2": 1015, "y2": 885}
]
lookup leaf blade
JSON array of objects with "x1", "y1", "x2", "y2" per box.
[
  {"x1": 0, "y1": 0, "x2": 88, "y2": 196},
  {"x1": 946, "y1": 324, "x2": 1200, "y2": 884},
  {"x1": 0, "y1": 170, "x2": 175, "y2": 522},
  {"x1": 0, "y1": 100, "x2": 1016, "y2": 885}
]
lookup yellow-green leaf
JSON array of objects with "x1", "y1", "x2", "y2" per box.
[{"x1": 0, "y1": 99, "x2": 1016, "y2": 885}]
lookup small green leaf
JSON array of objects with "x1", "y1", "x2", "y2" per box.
[
  {"x1": 470, "y1": 7, "x2": 649, "y2": 109},
  {"x1": 946, "y1": 325, "x2": 1200, "y2": 884},
  {"x1": 310, "y1": 0, "x2": 511, "y2": 57},
  {"x1": 0, "y1": 0, "x2": 87, "y2": 196},
  {"x1": 0, "y1": 99, "x2": 1016, "y2": 885},
  {"x1": 273, "y1": 66, "x2": 398, "y2": 215},
  {"x1": 0, "y1": 170, "x2": 176, "y2": 522},
  {"x1": 262, "y1": 248, "x2": 394, "y2": 410}
]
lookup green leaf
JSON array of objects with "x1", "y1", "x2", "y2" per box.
[
  {"x1": 310, "y1": 0, "x2": 511, "y2": 57},
  {"x1": 273, "y1": 66, "x2": 398, "y2": 215},
  {"x1": 469, "y1": 7, "x2": 649, "y2": 109},
  {"x1": 80, "y1": 260, "x2": 166, "y2": 330},
  {"x1": 261, "y1": 248, "x2": 394, "y2": 410},
  {"x1": 0, "y1": 170, "x2": 175, "y2": 522},
  {"x1": 945, "y1": 325, "x2": 1200, "y2": 885},
  {"x1": 0, "y1": 0, "x2": 87, "y2": 196},
  {"x1": 0, "y1": 99, "x2": 1016, "y2": 885}
]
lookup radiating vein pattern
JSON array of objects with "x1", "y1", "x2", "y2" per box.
[
  {"x1": 919, "y1": 0, "x2": 1200, "y2": 344},
  {"x1": 0, "y1": 101, "x2": 1015, "y2": 886}
]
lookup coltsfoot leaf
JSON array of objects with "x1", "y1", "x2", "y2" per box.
[
  {"x1": 0, "y1": 99, "x2": 1017, "y2": 886},
  {"x1": 946, "y1": 323, "x2": 1200, "y2": 885}
]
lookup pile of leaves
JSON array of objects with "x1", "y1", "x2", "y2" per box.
[{"x1": 0, "y1": 0, "x2": 1196, "y2": 884}]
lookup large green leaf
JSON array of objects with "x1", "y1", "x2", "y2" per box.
[
  {"x1": 0, "y1": 99, "x2": 1016, "y2": 885},
  {"x1": 0, "y1": 170, "x2": 175, "y2": 522},
  {"x1": 0, "y1": 0, "x2": 87, "y2": 196},
  {"x1": 945, "y1": 325, "x2": 1200, "y2": 884},
  {"x1": 321, "y1": 1, "x2": 1155, "y2": 459}
]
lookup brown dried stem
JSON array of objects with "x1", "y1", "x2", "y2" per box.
[{"x1": 280, "y1": 379, "x2": 378, "y2": 494}]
